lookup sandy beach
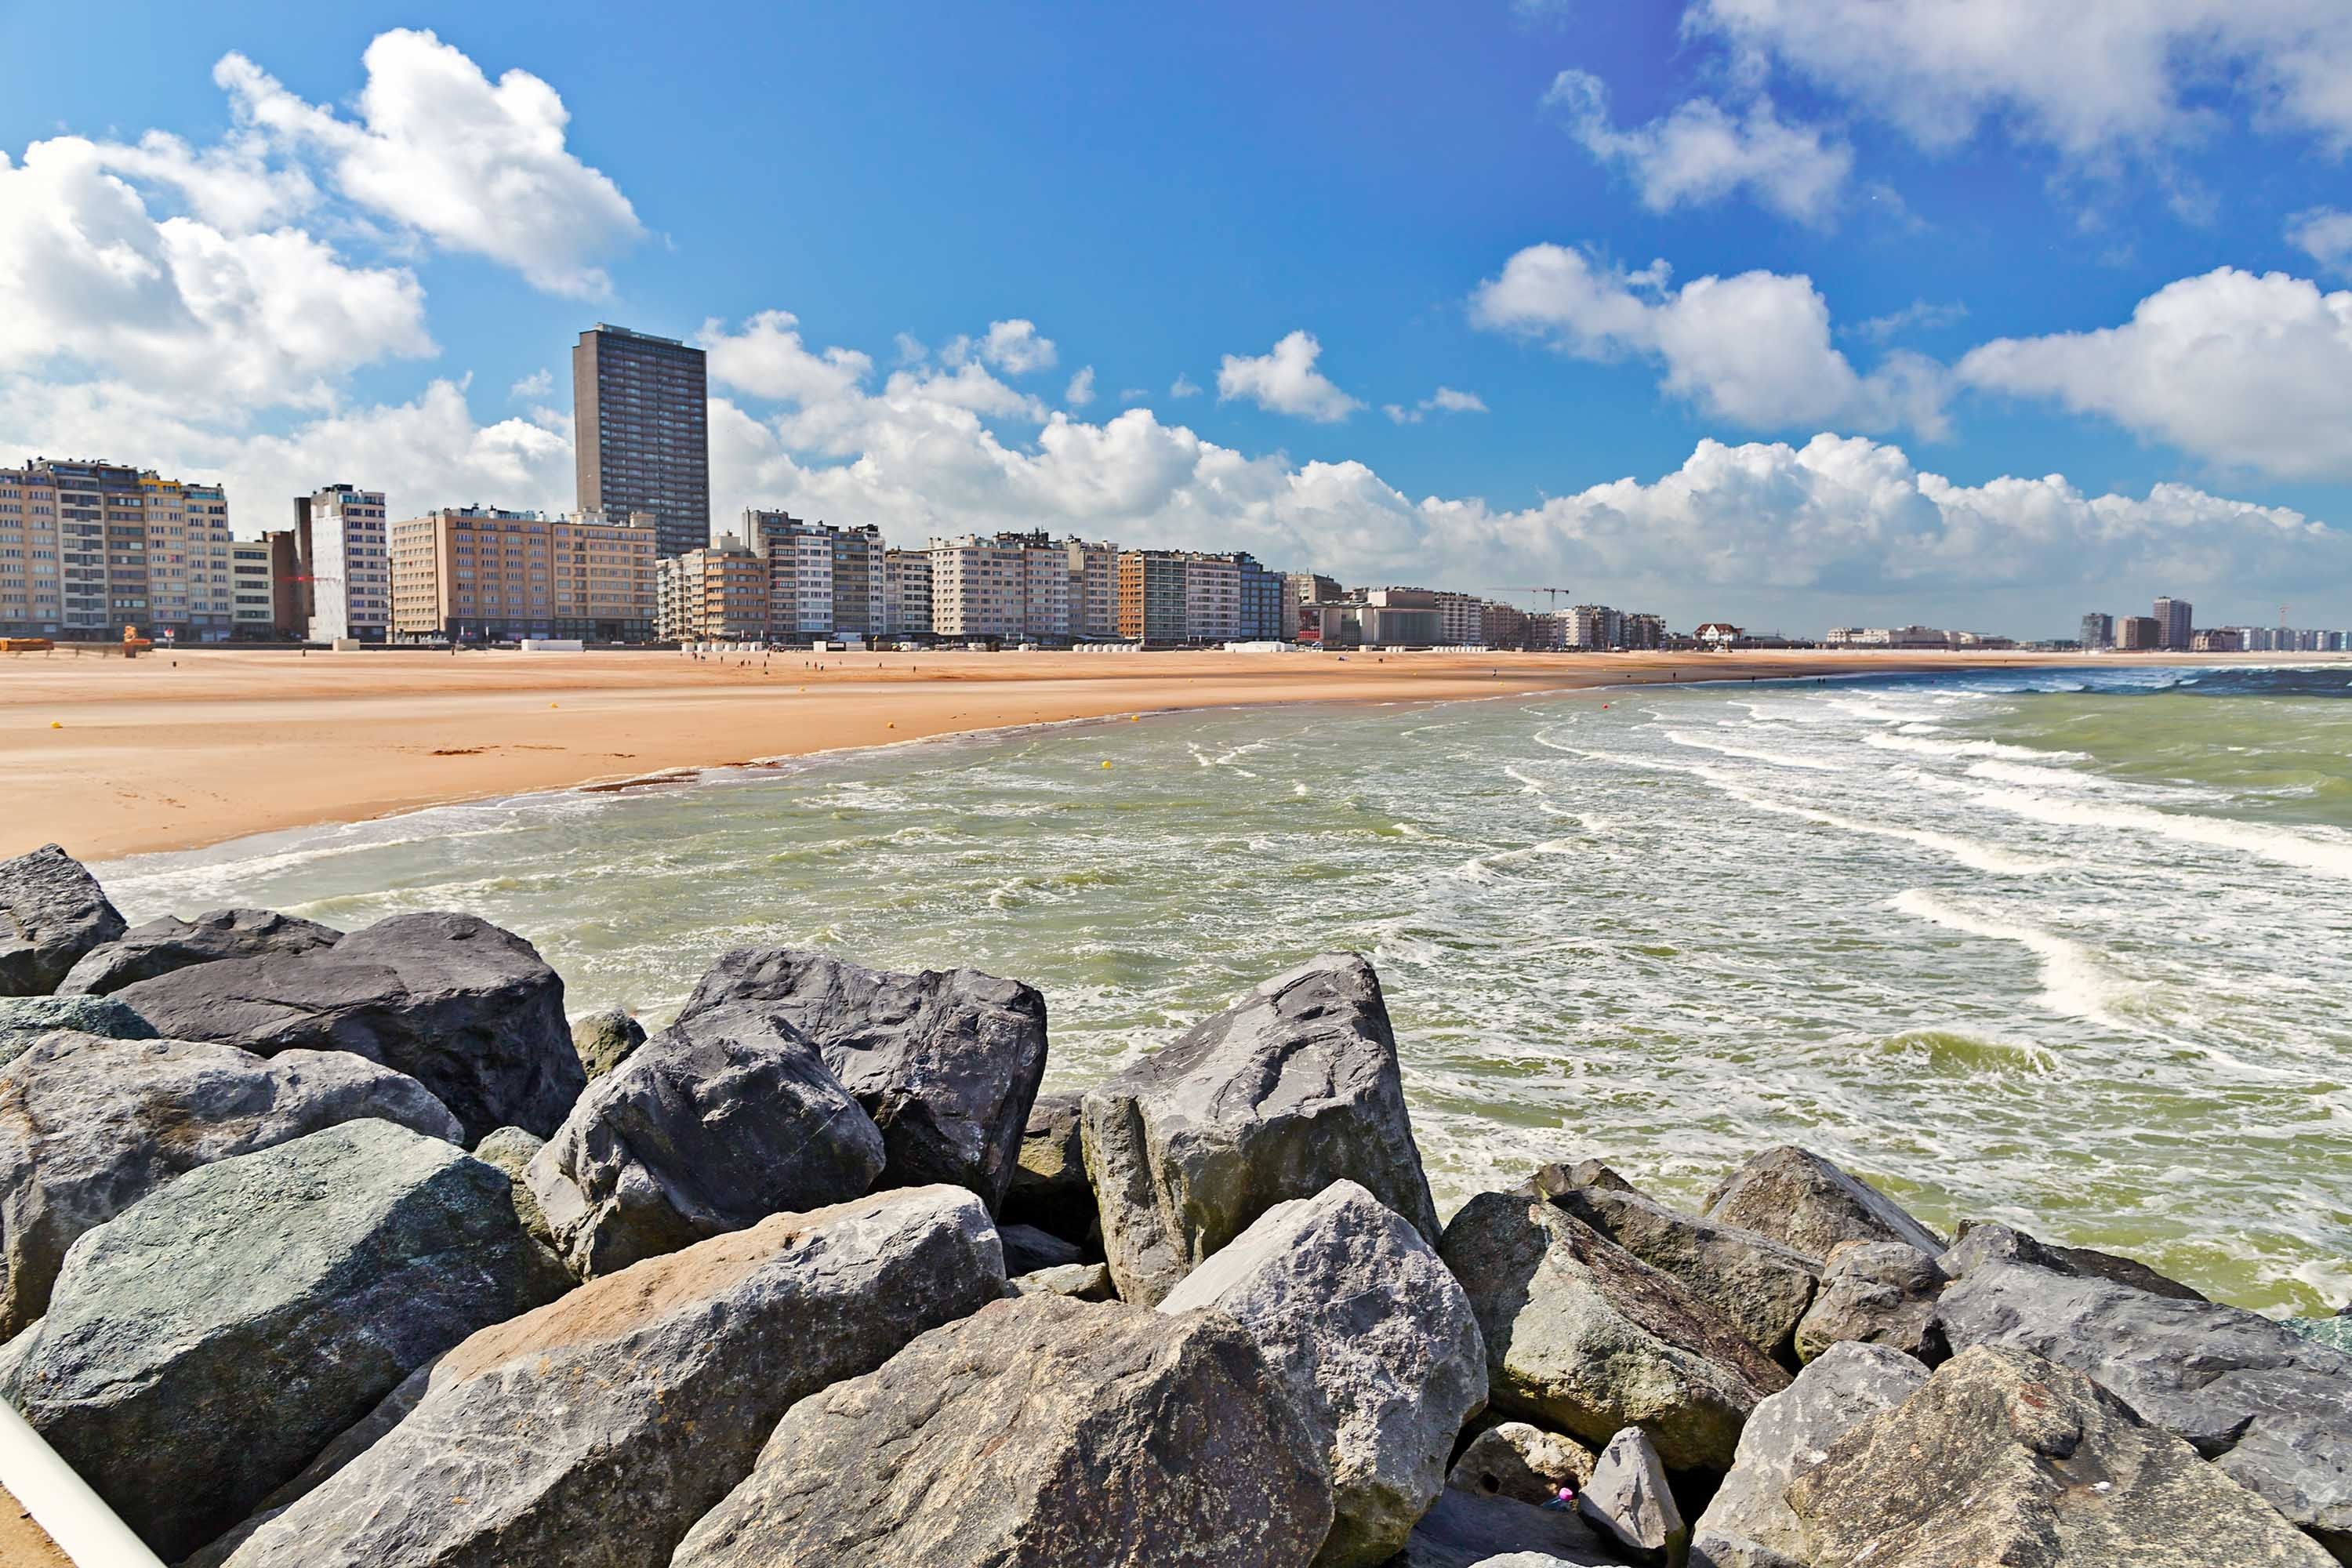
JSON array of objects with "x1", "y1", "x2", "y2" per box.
[{"x1": 0, "y1": 644, "x2": 2296, "y2": 862}]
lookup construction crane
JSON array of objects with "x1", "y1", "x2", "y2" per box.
[{"x1": 1476, "y1": 586, "x2": 1574, "y2": 651}]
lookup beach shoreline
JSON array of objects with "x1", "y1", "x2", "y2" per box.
[{"x1": 6, "y1": 644, "x2": 2329, "y2": 862}]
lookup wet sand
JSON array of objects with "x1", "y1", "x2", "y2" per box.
[{"x1": 0, "y1": 644, "x2": 2272, "y2": 861}]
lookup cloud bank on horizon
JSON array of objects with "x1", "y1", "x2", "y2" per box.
[{"x1": 2, "y1": 10, "x2": 2349, "y2": 631}]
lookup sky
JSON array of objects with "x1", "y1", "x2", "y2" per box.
[{"x1": 2, "y1": 2, "x2": 2350, "y2": 636}]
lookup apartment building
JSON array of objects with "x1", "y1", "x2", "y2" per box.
[
  {"x1": 1435, "y1": 590, "x2": 1483, "y2": 646},
  {"x1": 0, "y1": 462, "x2": 61, "y2": 634},
  {"x1": 884, "y1": 548, "x2": 934, "y2": 636},
  {"x1": 1183, "y1": 553, "x2": 1240, "y2": 644},
  {"x1": 390, "y1": 506, "x2": 658, "y2": 642},
  {"x1": 1567, "y1": 604, "x2": 1622, "y2": 649},
  {"x1": 1117, "y1": 550, "x2": 1189, "y2": 645},
  {"x1": 656, "y1": 533, "x2": 771, "y2": 641},
  {"x1": 1481, "y1": 601, "x2": 1528, "y2": 649},
  {"x1": 1235, "y1": 554, "x2": 1284, "y2": 641},
  {"x1": 1621, "y1": 612, "x2": 1666, "y2": 649},
  {"x1": 0, "y1": 459, "x2": 234, "y2": 639},
  {"x1": 1019, "y1": 535, "x2": 1071, "y2": 641},
  {"x1": 2154, "y1": 596, "x2": 2194, "y2": 651},
  {"x1": 2079, "y1": 612, "x2": 2114, "y2": 650},
  {"x1": 263, "y1": 531, "x2": 305, "y2": 635},
  {"x1": 573, "y1": 324, "x2": 710, "y2": 559},
  {"x1": 230, "y1": 540, "x2": 275, "y2": 634},
  {"x1": 146, "y1": 477, "x2": 234, "y2": 638},
  {"x1": 1067, "y1": 540, "x2": 1120, "y2": 640},
  {"x1": 300, "y1": 485, "x2": 390, "y2": 642}
]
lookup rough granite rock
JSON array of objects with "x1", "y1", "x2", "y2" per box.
[
  {"x1": 1529, "y1": 1159, "x2": 1639, "y2": 1199},
  {"x1": 1541, "y1": 1182, "x2": 1821, "y2": 1364},
  {"x1": 675, "y1": 946, "x2": 1047, "y2": 1211},
  {"x1": 1448, "y1": 1422, "x2": 1599, "y2": 1506},
  {"x1": 0, "y1": 844, "x2": 125, "y2": 997},
  {"x1": 1792, "y1": 1241, "x2": 1945, "y2": 1364},
  {"x1": 1001, "y1": 1219, "x2": 1087, "y2": 1273},
  {"x1": 467, "y1": 1125, "x2": 558, "y2": 1257},
  {"x1": 1688, "y1": 1341, "x2": 1928, "y2": 1568},
  {"x1": 0, "y1": 994, "x2": 156, "y2": 1067},
  {"x1": 0, "y1": 1120, "x2": 568, "y2": 1561},
  {"x1": 1158, "y1": 1180, "x2": 1489, "y2": 1568},
  {"x1": 1577, "y1": 1428, "x2": 1686, "y2": 1568},
  {"x1": 670, "y1": 1293, "x2": 1335, "y2": 1568},
  {"x1": 112, "y1": 910, "x2": 583, "y2": 1142},
  {"x1": 1011, "y1": 1260, "x2": 1116, "y2": 1300},
  {"x1": 1944, "y1": 1218, "x2": 2208, "y2": 1301},
  {"x1": 1787, "y1": 1344, "x2": 2336, "y2": 1567},
  {"x1": 570, "y1": 1004, "x2": 645, "y2": 1078},
  {"x1": 2287, "y1": 1316, "x2": 2352, "y2": 1356},
  {"x1": 1439, "y1": 1189, "x2": 1791, "y2": 1472},
  {"x1": 524, "y1": 1000, "x2": 885, "y2": 1277},
  {"x1": 0, "y1": 1030, "x2": 463, "y2": 1338},
  {"x1": 1702, "y1": 1146, "x2": 1944, "y2": 1259},
  {"x1": 57, "y1": 908, "x2": 341, "y2": 996},
  {"x1": 1391, "y1": 1487, "x2": 1620, "y2": 1567},
  {"x1": 218, "y1": 1185, "x2": 1007, "y2": 1568},
  {"x1": 1081, "y1": 953, "x2": 1442, "y2": 1307},
  {"x1": 1933, "y1": 1254, "x2": 2352, "y2": 1555},
  {"x1": 1002, "y1": 1087, "x2": 1098, "y2": 1242}
]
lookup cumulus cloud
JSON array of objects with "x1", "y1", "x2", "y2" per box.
[
  {"x1": 2288, "y1": 209, "x2": 2352, "y2": 277},
  {"x1": 1169, "y1": 374, "x2": 1203, "y2": 398},
  {"x1": 509, "y1": 368, "x2": 553, "y2": 401},
  {"x1": 1545, "y1": 69, "x2": 1852, "y2": 224},
  {"x1": 1065, "y1": 366, "x2": 1095, "y2": 407},
  {"x1": 978, "y1": 318, "x2": 1057, "y2": 375},
  {"x1": 218, "y1": 28, "x2": 642, "y2": 296},
  {"x1": 699, "y1": 310, "x2": 873, "y2": 405},
  {"x1": 1216, "y1": 331, "x2": 1365, "y2": 423},
  {"x1": 1957, "y1": 267, "x2": 2352, "y2": 481},
  {"x1": 1384, "y1": 387, "x2": 1490, "y2": 423},
  {"x1": 1848, "y1": 299, "x2": 1969, "y2": 343},
  {"x1": 1470, "y1": 242, "x2": 1947, "y2": 437}
]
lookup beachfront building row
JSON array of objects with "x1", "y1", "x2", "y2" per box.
[
  {"x1": 389, "y1": 506, "x2": 661, "y2": 642},
  {"x1": 297, "y1": 485, "x2": 391, "y2": 643},
  {"x1": 655, "y1": 514, "x2": 898, "y2": 643},
  {"x1": 0, "y1": 458, "x2": 234, "y2": 640}
]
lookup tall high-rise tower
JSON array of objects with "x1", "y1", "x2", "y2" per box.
[
  {"x1": 2153, "y1": 595, "x2": 2193, "y2": 651},
  {"x1": 572, "y1": 324, "x2": 710, "y2": 559}
]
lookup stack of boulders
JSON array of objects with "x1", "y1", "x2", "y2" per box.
[{"x1": 0, "y1": 840, "x2": 2345, "y2": 1567}]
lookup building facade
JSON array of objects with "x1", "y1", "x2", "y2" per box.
[
  {"x1": 1117, "y1": 550, "x2": 1189, "y2": 645},
  {"x1": 657, "y1": 533, "x2": 771, "y2": 641},
  {"x1": 230, "y1": 540, "x2": 274, "y2": 634},
  {"x1": 884, "y1": 548, "x2": 934, "y2": 636},
  {"x1": 2154, "y1": 596, "x2": 2194, "y2": 650},
  {"x1": 573, "y1": 325, "x2": 711, "y2": 560},
  {"x1": 2118, "y1": 615, "x2": 2162, "y2": 651},
  {"x1": 0, "y1": 459, "x2": 237, "y2": 639},
  {"x1": 300, "y1": 485, "x2": 390, "y2": 642},
  {"x1": 1067, "y1": 541, "x2": 1120, "y2": 639},
  {"x1": 2079, "y1": 612, "x2": 2114, "y2": 649},
  {"x1": 391, "y1": 506, "x2": 658, "y2": 642}
]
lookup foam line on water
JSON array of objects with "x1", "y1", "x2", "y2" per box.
[
  {"x1": 1949, "y1": 779, "x2": 2352, "y2": 882},
  {"x1": 1888, "y1": 887, "x2": 2130, "y2": 1024}
]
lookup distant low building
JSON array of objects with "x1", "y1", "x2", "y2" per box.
[
  {"x1": 2117, "y1": 615, "x2": 2162, "y2": 650},
  {"x1": 1694, "y1": 622, "x2": 1743, "y2": 646}
]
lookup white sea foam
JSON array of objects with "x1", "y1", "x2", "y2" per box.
[
  {"x1": 1889, "y1": 887, "x2": 2131, "y2": 1023},
  {"x1": 1663, "y1": 729, "x2": 1849, "y2": 771},
  {"x1": 1954, "y1": 780, "x2": 2352, "y2": 882},
  {"x1": 1864, "y1": 732, "x2": 2092, "y2": 765}
]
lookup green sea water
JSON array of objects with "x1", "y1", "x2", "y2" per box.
[{"x1": 97, "y1": 664, "x2": 2352, "y2": 1314}]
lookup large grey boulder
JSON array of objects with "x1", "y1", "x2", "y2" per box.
[
  {"x1": 1933, "y1": 1252, "x2": 2352, "y2": 1554},
  {"x1": 0, "y1": 1030, "x2": 463, "y2": 1338},
  {"x1": 1786, "y1": 1344, "x2": 2336, "y2": 1566},
  {"x1": 1001, "y1": 1220, "x2": 1087, "y2": 1273},
  {"x1": 1439, "y1": 1189, "x2": 1791, "y2": 1472},
  {"x1": 0, "y1": 1120, "x2": 567, "y2": 1561},
  {"x1": 1002, "y1": 1086, "x2": 1098, "y2": 1242},
  {"x1": 1158, "y1": 1179, "x2": 1488, "y2": 1568},
  {"x1": 1011, "y1": 1260, "x2": 1115, "y2": 1301},
  {"x1": 570, "y1": 1004, "x2": 644, "y2": 1078},
  {"x1": 672, "y1": 1293, "x2": 1334, "y2": 1568},
  {"x1": 1448, "y1": 1422, "x2": 1599, "y2": 1507},
  {"x1": 1081, "y1": 953, "x2": 1441, "y2": 1307},
  {"x1": 1689, "y1": 1341, "x2": 1927, "y2": 1568},
  {"x1": 675, "y1": 947, "x2": 1047, "y2": 1212},
  {"x1": 1540, "y1": 1182, "x2": 1820, "y2": 1364},
  {"x1": 523, "y1": 1001, "x2": 885, "y2": 1277},
  {"x1": 1576, "y1": 1428, "x2": 1685, "y2": 1568},
  {"x1": 112, "y1": 910, "x2": 583, "y2": 1142},
  {"x1": 0, "y1": 844, "x2": 125, "y2": 996},
  {"x1": 1393, "y1": 1487, "x2": 1620, "y2": 1567},
  {"x1": 218, "y1": 1185, "x2": 1007, "y2": 1568},
  {"x1": 467, "y1": 1125, "x2": 558, "y2": 1258},
  {"x1": 1943, "y1": 1218, "x2": 2208, "y2": 1301},
  {"x1": 1701, "y1": 1146, "x2": 1944, "y2": 1258},
  {"x1": 1792, "y1": 1241, "x2": 1944, "y2": 1365},
  {"x1": 0, "y1": 994, "x2": 155, "y2": 1066},
  {"x1": 57, "y1": 907, "x2": 341, "y2": 996}
]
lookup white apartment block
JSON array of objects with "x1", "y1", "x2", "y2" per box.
[
  {"x1": 305, "y1": 485, "x2": 390, "y2": 641},
  {"x1": 1021, "y1": 540, "x2": 1070, "y2": 641},
  {"x1": 884, "y1": 548, "x2": 933, "y2": 634},
  {"x1": 1182, "y1": 553, "x2": 1241, "y2": 644},
  {"x1": 230, "y1": 541, "x2": 274, "y2": 630},
  {"x1": 1566, "y1": 604, "x2": 1622, "y2": 649},
  {"x1": 743, "y1": 511, "x2": 884, "y2": 638},
  {"x1": 1435, "y1": 590, "x2": 1483, "y2": 646},
  {"x1": 929, "y1": 532, "x2": 1077, "y2": 641}
]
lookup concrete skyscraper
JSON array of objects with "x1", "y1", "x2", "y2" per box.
[
  {"x1": 2154, "y1": 596, "x2": 2193, "y2": 651},
  {"x1": 573, "y1": 324, "x2": 710, "y2": 560}
]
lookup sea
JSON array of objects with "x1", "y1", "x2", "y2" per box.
[{"x1": 96, "y1": 664, "x2": 2352, "y2": 1316}]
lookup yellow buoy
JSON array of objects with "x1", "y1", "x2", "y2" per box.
[
  {"x1": 886, "y1": 721, "x2": 896, "y2": 729},
  {"x1": 49, "y1": 720, "x2": 62, "y2": 728},
  {"x1": 550, "y1": 702, "x2": 559, "y2": 709},
  {"x1": 1101, "y1": 760, "x2": 1112, "y2": 768}
]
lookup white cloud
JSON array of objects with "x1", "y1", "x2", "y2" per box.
[
  {"x1": 218, "y1": 28, "x2": 641, "y2": 297},
  {"x1": 1385, "y1": 387, "x2": 1490, "y2": 423},
  {"x1": 1119, "y1": 387, "x2": 1150, "y2": 403},
  {"x1": 509, "y1": 368, "x2": 553, "y2": 401},
  {"x1": 2288, "y1": 209, "x2": 2352, "y2": 277},
  {"x1": 1168, "y1": 374, "x2": 1202, "y2": 398},
  {"x1": 1065, "y1": 366, "x2": 1095, "y2": 407},
  {"x1": 85, "y1": 129, "x2": 318, "y2": 233},
  {"x1": 1545, "y1": 69, "x2": 1852, "y2": 224},
  {"x1": 977, "y1": 318, "x2": 1057, "y2": 375},
  {"x1": 0, "y1": 136, "x2": 432, "y2": 408},
  {"x1": 1470, "y1": 242, "x2": 1947, "y2": 436},
  {"x1": 1693, "y1": 0, "x2": 2352, "y2": 157},
  {"x1": 1216, "y1": 330, "x2": 1365, "y2": 423},
  {"x1": 1957, "y1": 267, "x2": 2352, "y2": 481},
  {"x1": 1848, "y1": 299, "x2": 1969, "y2": 343},
  {"x1": 699, "y1": 310, "x2": 873, "y2": 405}
]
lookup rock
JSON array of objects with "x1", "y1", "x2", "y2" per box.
[
  {"x1": 1439, "y1": 1189, "x2": 1791, "y2": 1472},
  {"x1": 670, "y1": 1293, "x2": 1334, "y2": 1568},
  {"x1": 467, "y1": 1125, "x2": 558, "y2": 1257},
  {"x1": 218, "y1": 1185, "x2": 1007, "y2": 1568},
  {"x1": 1786, "y1": 1344, "x2": 2336, "y2": 1566},
  {"x1": 2286, "y1": 1316, "x2": 2352, "y2": 1356},
  {"x1": 1577, "y1": 1428, "x2": 1686, "y2": 1568},
  {"x1": 1392, "y1": 1486, "x2": 1620, "y2": 1567},
  {"x1": 1011, "y1": 1261, "x2": 1115, "y2": 1300},
  {"x1": 1933, "y1": 1254, "x2": 2352, "y2": 1553},
  {"x1": 1529, "y1": 1158, "x2": 1639, "y2": 1199},
  {"x1": 1701, "y1": 1146, "x2": 1943, "y2": 1259},
  {"x1": 1791, "y1": 1241, "x2": 1944, "y2": 1364},
  {"x1": 1001, "y1": 1086, "x2": 1098, "y2": 1242},
  {"x1": 523, "y1": 1001, "x2": 885, "y2": 1277},
  {"x1": 57, "y1": 908, "x2": 341, "y2": 996},
  {"x1": 1081, "y1": 953, "x2": 1441, "y2": 1306},
  {"x1": 570, "y1": 1004, "x2": 644, "y2": 1078},
  {"x1": 0, "y1": 1120, "x2": 568, "y2": 1561},
  {"x1": 0, "y1": 1030, "x2": 464, "y2": 1338},
  {"x1": 1158, "y1": 1179, "x2": 1489, "y2": 1568},
  {"x1": 1540, "y1": 1183, "x2": 1820, "y2": 1364},
  {"x1": 1000, "y1": 1219, "x2": 1086, "y2": 1272},
  {"x1": 675, "y1": 947, "x2": 1047, "y2": 1211},
  {"x1": 0, "y1": 844, "x2": 125, "y2": 996},
  {"x1": 1944, "y1": 1218, "x2": 2208, "y2": 1301},
  {"x1": 0, "y1": 993, "x2": 155, "y2": 1066},
  {"x1": 1448, "y1": 1422, "x2": 1599, "y2": 1507},
  {"x1": 112, "y1": 910, "x2": 583, "y2": 1142},
  {"x1": 1688, "y1": 1341, "x2": 1926, "y2": 1568}
]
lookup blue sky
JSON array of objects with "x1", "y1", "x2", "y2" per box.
[{"x1": 3, "y1": 1, "x2": 2350, "y2": 633}]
